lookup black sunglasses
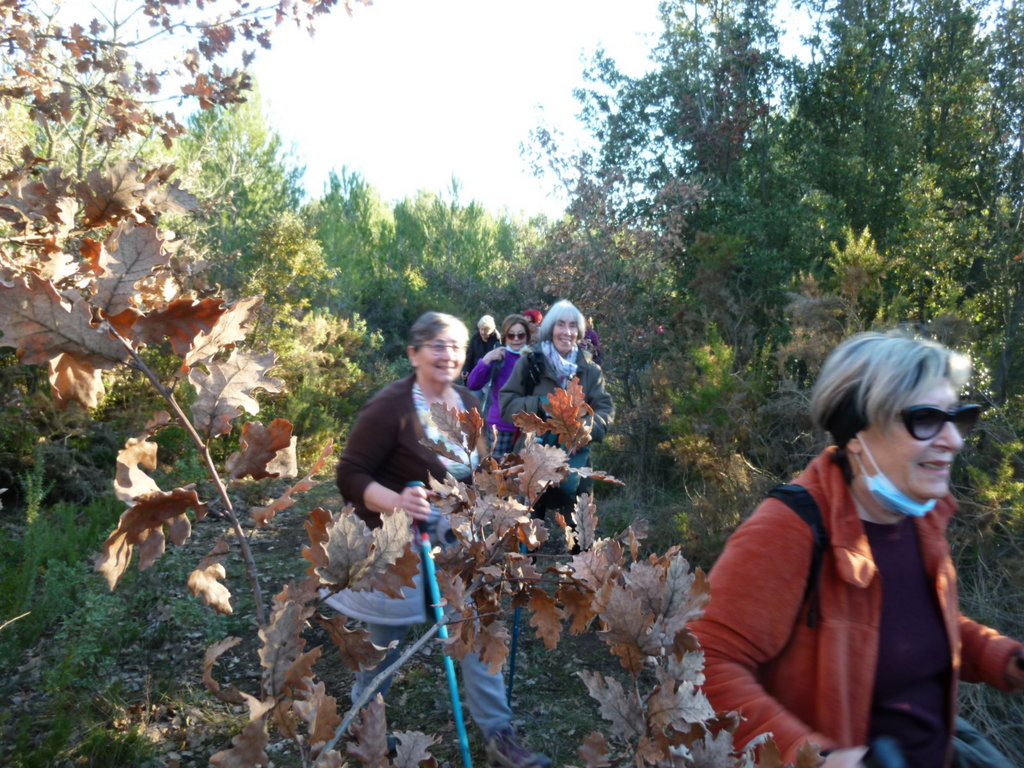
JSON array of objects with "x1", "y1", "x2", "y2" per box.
[
  {"x1": 899, "y1": 404, "x2": 982, "y2": 441},
  {"x1": 506, "y1": 331, "x2": 527, "y2": 340}
]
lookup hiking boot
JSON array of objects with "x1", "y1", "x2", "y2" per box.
[{"x1": 484, "y1": 727, "x2": 552, "y2": 768}]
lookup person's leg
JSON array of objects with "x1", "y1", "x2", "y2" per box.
[
  {"x1": 493, "y1": 429, "x2": 516, "y2": 458},
  {"x1": 461, "y1": 653, "x2": 551, "y2": 767},
  {"x1": 351, "y1": 623, "x2": 410, "y2": 704},
  {"x1": 459, "y1": 652, "x2": 513, "y2": 735}
]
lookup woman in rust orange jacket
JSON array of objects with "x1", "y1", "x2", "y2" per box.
[{"x1": 691, "y1": 331, "x2": 1024, "y2": 767}]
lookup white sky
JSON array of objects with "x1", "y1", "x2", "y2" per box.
[{"x1": 252, "y1": 0, "x2": 665, "y2": 218}]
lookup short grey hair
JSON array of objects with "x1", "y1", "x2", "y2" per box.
[
  {"x1": 409, "y1": 312, "x2": 468, "y2": 348},
  {"x1": 810, "y1": 330, "x2": 971, "y2": 445},
  {"x1": 537, "y1": 299, "x2": 586, "y2": 343},
  {"x1": 477, "y1": 314, "x2": 496, "y2": 330}
]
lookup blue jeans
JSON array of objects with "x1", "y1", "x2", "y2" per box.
[{"x1": 352, "y1": 621, "x2": 513, "y2": 737}]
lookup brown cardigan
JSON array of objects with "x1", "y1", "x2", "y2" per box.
[
  {"x1": 335, "y1": 375, "x2": 479, "y2": 528},
  {"x1": 690, "y1": 448, "x2": 1023, "y2": 764}
]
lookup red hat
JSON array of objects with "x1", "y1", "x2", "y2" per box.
[{"x1": 522, "y1": 309, "x2": 543, "y2": 324}]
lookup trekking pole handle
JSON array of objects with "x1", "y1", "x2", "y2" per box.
[{"x1": 404, "y1": 480, "x2": 440, "y2": 530}]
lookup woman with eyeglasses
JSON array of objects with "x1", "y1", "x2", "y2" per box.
[
  {"x1": 333, "y1": 311, "x2": 551, "y2": 768},
  {"x1": 465, "y1": 314, "x2": 532, "y2": 457},
  {"x1": 691, "y1": 331, "x2": 1024, "y2": 767}
]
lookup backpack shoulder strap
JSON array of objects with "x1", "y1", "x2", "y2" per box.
[{"x1": 767, "y1": 483, "x2": 830, "y2": 628}]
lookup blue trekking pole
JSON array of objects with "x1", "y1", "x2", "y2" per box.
[
  {"x1": 408, "y1": 482, "x2": 473, "y2": 768},
  {"x1": 506, "y1": 543, "x2": 527, "y2": 706}
]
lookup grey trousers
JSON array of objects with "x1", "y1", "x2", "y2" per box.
[{"x1": 352, "y1": 621, "x2": 514, "y2": 737}]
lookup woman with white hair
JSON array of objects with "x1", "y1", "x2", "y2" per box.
[
  {"x1": 465, "y1": 313, "x2": 532, "y2": 457},
  {"x1": 499, "y1": 299, "x2": 614, "y2": 514},
  {"x1": 461, "y1": 313, "x2": 500, "y2": 389},
  {"x1": 691, "y1": 330, "x2": 1024, "y2": 767}
]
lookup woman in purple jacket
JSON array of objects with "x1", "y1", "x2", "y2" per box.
[{"x1": 466, "y1": 313, "x2": 530, "y2": 457}]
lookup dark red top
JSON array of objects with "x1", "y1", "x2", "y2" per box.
[{"x1": 865, "y1": 517, "x2": 951, "y2": 767}]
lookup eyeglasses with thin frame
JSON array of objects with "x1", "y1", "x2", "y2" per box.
[
  {"x1": 899, "y1": 404, "x2": 982, "y2": 441},
  {"x1": 506, "y1": 331, "x2": 527, "y2": 340},
  {"x1": 420, "y1": 341, "x2": 466, "y2": 354}
]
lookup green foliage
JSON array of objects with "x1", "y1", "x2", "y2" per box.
[
  {"x1": 70, "y1": 725, "x2": 157, "y2": 768},
  {"x1": 670, "y1": 326, "x2": 741, "y2": 432},
  {"x1": 967, "y1": 438, "x2": 1024, "y2": 524},
  {"x1": 173, "y1": 87, "x2": 305, "y2": 294},
  {"x1": 308, "y1": 170, "x2": 540, "y2": 345},
  {"x1": 242, "y1": 210, "x2": 334, "y2": 319},
  {"x1": 44, "y1": 587, "x2": 135, "y2": 692},
  {"x1": 0, "y1": 495, "x2": 122, "y2": 664},
  {"x1": 260, "y1": 309, "x2": 382, "y2": 463}
]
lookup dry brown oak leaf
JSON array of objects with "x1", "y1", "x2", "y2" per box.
[
  {"x1": 258, "y1": 599, "x2": 320, "y2": 704},
  {"x1": 544, "y1": 378, "x2": 595, "y2": 453},
  {"x1": 112, "y1": 413, "x2": 174, "y2": 502},
  {"x1": 528, "y1": 586, "x2": 565, "y2": 650},
  {"x1": 566, "y1": 492, "x2": 600, "y2": 552},
  {"x1": 474, "y1": 619, "x2": 511, "y2": 674},
  {"x1": 293, "y1": 680, "x2": 343, "y2": 760},
  {"x1": 0, "y1": 272, "x2": 130, "y2": 407},
  {"x1": 95, "y1": 487, "x2": 208, "y2": 589},
  {"x1": 251, "y1": 439, "x2": 334, "y2": 526},
  {"x1": 76, "y1": 161, "x2": 198, "y2": 230},
  {"x1": 346, "y1": 694, "x2": 391, "y2": 768},
  {"x1": 48, "y1": 351, "x2": 104, "y2": 409},
  {"x1": 226, "y1": 418, "x2": 294, "y2": 480},
  {"x1": 512, "y1": 440, "x2": 567, "y2": 505},
  {"x1": 0, "y1": 175, "x2": 76, "y2": 237},
  {"x1": 209, "y1": 716, "x2": 270, "y2": 768},
  {"x1": 579, "y1": 670, "x2": 646, "y2": 741},
  {"x1": 392, "y1": 731, "x2": 440, "y2": 768},
  {"x1": 188, "y1": 540, "x2": 233, "y2": 614},
  {"x1": 202, "y1": 636, "x2": 246, "y2": 705},
  {"x1": 92, "y1": 221, "x2": 178, "y2": 317},
  {"x1": 114, "y1": 435, "x2": 161, "y2": 503},
  {"x1": 183, "y1": 295, "x2": 262, "y2": 370},
  {"x1": 316, "y1": 614, "x2": 386, "y2": 672},
  {"x1": 578, "y1": 731, "x2": 613, "y2": 768},
  {"x1": 598, "y1": 581, "x2": 660, "y2": 675},
  {"x1": 313, "y1": 509, "x2": 418, "y2": 598},
  {"x1": 189, "y1": 348, "x2": 283, "y2": 437},
  {"x1": 429, "y1": 400, "x2": 484, "y2": 454},
  {"x1": 556, "y1": 582, "x2": 599, "y2": 635},
  {"x1": 302, "y1": 507, "x2": 334, "y2": 574},
  {"x1": 117, "y1": 296, "x2": 227, "y2": 354},
  {"x1": 471, "y1": 494, "x2": 532, "y2": 538}
]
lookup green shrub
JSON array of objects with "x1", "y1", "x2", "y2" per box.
[
  {"x1": 71, "y1": 725, "x2": 158, "y2": 768},
  {"x1": 0, "y1": 494, "x2": 122, "y2": 665}
]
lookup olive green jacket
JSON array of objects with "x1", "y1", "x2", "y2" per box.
[{"x1": 498, "y1": 348, "x2": 613, "y2": 443}]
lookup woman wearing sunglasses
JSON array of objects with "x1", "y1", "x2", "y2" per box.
[
  {"x1": 691, "y1": 331, "x2": 1024, "y2": 767},
  {"x1": 465, "y1": 313, "x2": 532, "y2": 457}
]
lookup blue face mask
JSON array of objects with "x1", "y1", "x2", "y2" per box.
[{"x1": 857, "y1": 436, "x2": 937, "y2": 517}]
